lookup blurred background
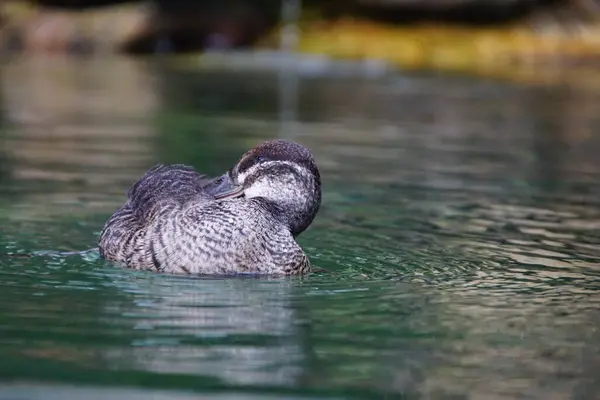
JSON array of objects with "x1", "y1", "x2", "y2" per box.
[
  {"x1": 1, "y1": 1, "x2": 600, "y2": 399},
  {"x1": 2, "y1": 0, "x2": 600, "y2": 81}
]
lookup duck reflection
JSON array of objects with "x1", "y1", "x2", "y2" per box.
[{"x1": 102, "y1": 275, "x2": 305, "y2": 386}]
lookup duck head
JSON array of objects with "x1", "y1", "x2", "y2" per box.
[{"x1": 211, "y1": 139, "x2": 321, "y2": 237}]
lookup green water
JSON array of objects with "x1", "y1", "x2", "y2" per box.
[{"x1": 1, "y1": 56, "x2": 600, "y2": 399}]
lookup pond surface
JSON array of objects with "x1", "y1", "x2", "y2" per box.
[{"x1": 1, "y1": 56, "x2": 600, "y2": 399}]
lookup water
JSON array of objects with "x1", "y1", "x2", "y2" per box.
[{"x1": 1, "y1": 56, "x2": 600, "y2": 399}]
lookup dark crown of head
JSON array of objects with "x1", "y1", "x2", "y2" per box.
[{"x1": 235, "y1": 140, "x2": 320, "y2": 183}]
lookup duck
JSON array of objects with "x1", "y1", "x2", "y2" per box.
[{"x1": 98, "y1": 139, "x2": 322, "y2": 275}]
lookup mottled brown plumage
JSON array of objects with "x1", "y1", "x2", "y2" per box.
[{"x1": 98, "y1": 140, "x2": 321, "y2": 275}]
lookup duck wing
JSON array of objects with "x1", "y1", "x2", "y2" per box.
[
  {"x1": 128, "y1": 164, "x2": 218, "y2": 224},
  {"x1": 99, "y1": 164, "x2": 219, "y2": 262}
]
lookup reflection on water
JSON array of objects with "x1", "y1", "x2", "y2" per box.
[
  {"x1": 1, "y1": 55, "x2": 600, "y2": 398},
  {"x1": 0, "y1": 57, "x2": 157, "y2": 220},
  {"x1": 102, "y1": 277, "x2": 303, "y2": 386}
]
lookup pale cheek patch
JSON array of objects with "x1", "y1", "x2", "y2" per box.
[
  {"x1": 240, "y1": 162, "x2": 307, "y2": 206},
  {"x1": 244, "y1": 177, "x2": 299, "y2": 202}
]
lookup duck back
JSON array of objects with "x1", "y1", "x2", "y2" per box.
[{"x1": 99, "y1": 164, "x2": 215, "y2": 263}]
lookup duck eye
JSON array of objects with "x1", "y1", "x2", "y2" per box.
[{"x1": 257, "y1": 156, "x2": 267, "y2": 163}]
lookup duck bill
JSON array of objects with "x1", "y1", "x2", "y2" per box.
[
  {"x1": 214, "y1": 185, "x2": 244, "y2": 200},
  {"x1": 209, "y1": 172, "x2": 245, "y2": 200}
]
